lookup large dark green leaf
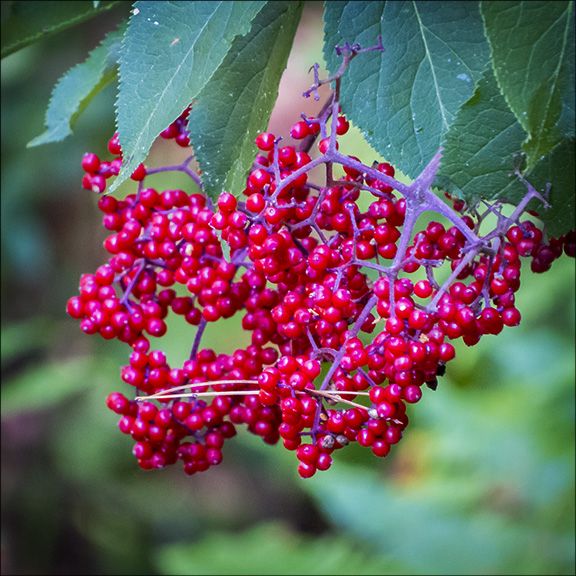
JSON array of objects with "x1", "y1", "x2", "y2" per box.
[
  {"x1": 27, "y1": 23, "x2": 125, "y2": 147},
  {"x1": 481, "y1": 1, "x2": 575, "y2": 170},
  {"x1": 323, "y1": 1, "x2": 490, "y2": 179},
  {"x1": 436, "y1": 66, "x2": 527, "y2": 203},
  {"x1": 1, "y1": 0, "x2": 122, "y2": 59},
  {"x1": 188, "y1": 1, "x2": 303, "y2": 200},
  {"x1": 109, "y1": 0, "x2": 267, "y2": 194},
  {"x1": 436, "y1": 67, "x2": 575, "y2": 237}
]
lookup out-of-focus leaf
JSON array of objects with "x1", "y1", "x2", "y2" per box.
[
  {"x1": 155, "y1": 521, "x2": 411, "y2": 576},
  {"x1": 189, "y1": 1, "x2": 303, "y2": 200},
  {"x1": 28, "y1": 23, "x2": 125, "y2": 147},
  {"x1": 323, "y1": 1, "x2": 490, "y2": 178},
  {"x1": 1, "y1": 316, "x2": 54, "y2": 365},
  {"x1": 1, "y1": 0, "x2": 122, "y2": 59},
  {"x1": 1, "y1": 356, "x2": 116, "y2": 416},
  {"x1": 109, "y1": 0, "x2": 267, "y2": 194},
  {"x1": 481, "y1": 1, "x2": 575, "y2": 170},
  {"x1": 302, "y1": 320, "x2": 575, "y2": 576}
]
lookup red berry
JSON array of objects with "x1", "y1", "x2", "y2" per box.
[
  {"x1": 438, "y1": 342, "x2": 455, "y2": 362},
  {"x1": 318, "y1": 138, "x2": 337, "y2": 154},
  {"x1": 255, "y1": 132, "x2": 275, "y2": 151},
  {"x1": 248, "y1": 168, "x2": 271, "y2": 189},
  {"x1": 108, "y1": 134, "x2": 122, "y2": 155},
  {"x1": 217, "y1": 192, "x2": 237, "y2": 213},
  {"x1": 83, "y1": 173, "x2": 106, "y2": 193},
  {"x1": 279, "y1": 146, "x2": 297, "y2": 168},
  {"x1": 246, "y1": 193, "x2": 265, "y2": 213},
  {"x1": 502, "y1": 307, "x2": 521, "y2": 326},
  {"x1": 290, "y1": 121, "x2": 310, "y2": 139},
  {"x1": 298, "y1": 461, "x2": 316, "y2": 478},
  {"x1": 336, "y1": 116, "x2": 350, "y2": 135},
  {"x1": 130, "y1": 163, "x2": 146, "y2": 181},
  {"x1": 82, "y1": 153, "x2": 101, "y2": 173}
]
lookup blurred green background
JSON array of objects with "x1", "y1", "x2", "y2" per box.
[{"x1": 1, "y1": 2, "x2": 575, "y2": 575}]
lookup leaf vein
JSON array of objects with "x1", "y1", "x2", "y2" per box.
[
  {"x1": 412, "y1": 1, "x2": 449, "y2": 131},
  {"x1": 128, "y1": 1, "x2": 225, "y2": 155}
]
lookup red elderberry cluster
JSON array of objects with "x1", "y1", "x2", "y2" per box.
[{"x1": 68, "y1": 41, "x2": 574, "y2": 478}]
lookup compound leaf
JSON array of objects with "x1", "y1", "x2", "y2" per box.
[
  {"x1": 27, "y1": 23, "x2": 125, "y2": 147},
  {"x1": 1, "y1": 0, "x2": 121, "y2": 59},
  {"x1": 188, "y1": 1, "x2": 303, "y2": 200},
  {"x1": 110, "y1": 0, "x2": 267, "y2": 194},
  {"x1": 323, "y1": 1, "x2": 490, "y2": 179},
  {"x1": 481, "y1": 1, "x2": 575, "y2": 171}
]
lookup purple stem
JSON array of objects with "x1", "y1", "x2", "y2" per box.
[{"x1": 190, "y1": 317, "x2": 207, "y2": 361}]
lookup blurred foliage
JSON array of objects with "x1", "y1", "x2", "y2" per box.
[
  {"x1": 0, "y1": 1, "x2": 122, "y2": 58},
  {"x1": 156, "y1": 521, "x2": 410, "y2": 575},
  {"x1": 1, "y1": 2, "x2": 574, "y2": 575}
]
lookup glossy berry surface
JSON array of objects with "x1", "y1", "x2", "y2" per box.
[{"x1": 67, "y1": 42, "x2": 574, "y2": 480}]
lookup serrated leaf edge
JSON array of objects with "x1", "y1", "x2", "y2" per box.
[
  {"x1": 480, "y1": 1, "x2": 575, "y2": 169},
  {"x1": 27, "y1": 22, "x2": 125, "y2": 148},
  {"x1": 108, "y1": 1, "x2": 268, "y2": 195}
]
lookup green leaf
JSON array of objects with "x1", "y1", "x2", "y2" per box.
[
  {"x1": 518, "y1": 137, "x2": 575, "y2": 238},
  {"x1": 323, "y1": 1, "x2": 491, "y2": 179},
  {"x1": 1, "y1": 316, "x2": 54, "y2": 366},
  {"x1": 188, "y1": 1, "x2": 303, "y2": 200},
  {"x1": 436, "y1": 66, "x2": 527, "y2": 204},
  {"x1": 109, "y1": 0, "x2": 267, "y2": 194},
  {"x1": 436, "y1": 67, "x2": 575, "y2": 237},
  {"x1": 155, "y1": 521, "x2": 410, "y2": 575},
  {"x1": 1, "y1": 0, "x2": 122, "y2": 59},
  {"x1": 481, "y1": 1, "x2": 575, "y2": 171},
  {"x1": 1, "y1": 356, "x2": 112, "y2": 416},
  {"x1": 303, "y1": 464, "x2": 515, "y2": 575},
  {"x1": 27, "y1": 23, "x2": 125, "y2": 147}
]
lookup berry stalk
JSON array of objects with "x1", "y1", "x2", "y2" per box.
[{"x1": 69, "y1": 40, "x2": 575, "y2": 478}]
